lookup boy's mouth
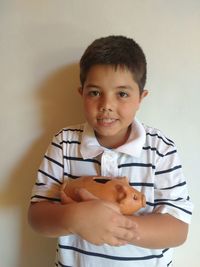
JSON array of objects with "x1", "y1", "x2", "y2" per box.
[
  {"x1": 97, "y1": 118, "x2": 116, "y2": 123},
  {"x1": 96, "y1": 117, "x2": 118, "y2": 126}
]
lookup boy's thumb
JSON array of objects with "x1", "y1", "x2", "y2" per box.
[{"x1": 60, "y1": 191, "x2": 75, "y2": 204}]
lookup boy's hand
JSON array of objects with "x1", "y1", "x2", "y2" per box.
[
  {"x1": 70, "y1": 200, "x2": 139, "y2": 246},
  {"x1": 61, "y1": 189, "x2": 139, "y2": 246},
  {"x1": 60, "y1": 191, "x2": 75, "y2": 204}
]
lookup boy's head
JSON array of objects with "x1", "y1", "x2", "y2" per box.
[{"x1": 80, "y1": 35, "x2": 147, "y2": 94}]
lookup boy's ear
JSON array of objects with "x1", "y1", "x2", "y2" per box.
[
  {"x1": 140, "y1": 89, "x2": 148, "y2": 102},
  {"x1": 78, "y1": 86, "x2": 83, "y2": 95},
  {"x1": 115, "y1": 184, "x2": 127, "y2": 203}
]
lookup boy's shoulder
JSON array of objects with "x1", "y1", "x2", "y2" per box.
[
  {"x1": 57, "y1": 123, "x2": 85, "y2": 133},
  {"x1": 142, "y1": 123, "x2": 176, "y2": 148},
  {"x1": 63, "y1": 123, "x2": 85, "y2": 132},
  {"x1": 54, "y1": 122, "x2": 86, "y2": 140}
]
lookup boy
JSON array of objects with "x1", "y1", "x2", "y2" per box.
[{"x1": 28, "y1": 36, "x2": 193, "y2": 267}]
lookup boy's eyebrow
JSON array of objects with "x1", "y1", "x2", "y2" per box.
[
  {"x1": 84, "y1": 84, "x2": 133, "y2": 90},
  {"x1": 85, "y1": 83, "x2": 100, "y2": 89},
  {"x1": 116, "y1": 85, "x2": 133, "y2": 90}
]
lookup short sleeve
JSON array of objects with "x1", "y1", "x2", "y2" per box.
[
  {"x1": 31, "y1": 133, "x2": 64, "y2": 203},
  {"x1": 153, "y1": 138, "x2": 193, "y2": 224}
]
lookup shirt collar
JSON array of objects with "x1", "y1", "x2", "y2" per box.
[{"x1": 80, "y1": 118, "x2": 146, "y2": 159}]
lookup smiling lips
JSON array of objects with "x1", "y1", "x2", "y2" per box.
[{"x1": 97, "y1": 117, "x2": 118, "y2": 126}]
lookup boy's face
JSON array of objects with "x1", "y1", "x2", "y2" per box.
[{"x1": 79, "y1": 65, "x2": 148, "y2": 148}]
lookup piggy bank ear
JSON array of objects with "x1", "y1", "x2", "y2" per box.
[{"x1": 115, "y1": 184, "x2": 127, "y2": 203}]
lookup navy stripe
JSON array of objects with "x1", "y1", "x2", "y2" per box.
[
  {"x1": 31, "y1": 195, "x2": 60, "y2": 202},
  {"x1": 146, "y1": 133, "x2": 174, "y2": 146},
  {"x1": 157, "y1": 202, "x2": 192, "y2": 215},
  {"x1": 147, "y1": 201, "x2": 192, "y2": 215},
  {"x1": 155, "y1": 165, "x2": 182, "y2": 175},
  {"x1": 38, "y1": 169, "x2": 62, "y2": 184},
  {"x1": 60, "y1": 140, "x2": 81, "y2": 145},
  {"x1": 167, "y1": 260, "x2": 172, "y2": 266},
  {"x1": 52, "y1": 142, "x2": 62, "y2": 149},
  {"x1": 44, "y1": 155, "x2": 64, "y2": 168},
  {"x1": 55, "y1": 128, "x2": 83, "y2": 137},
  {"x1": 160, "y1": 181, "x2": 186, "y2": 190},
  {"x1": 58, "y1": 261, "x2": 72, "y2": 267},
  {"x1": 165, "y1": 150, "x2": 177, "y2": 156},
  {"x1": 129, "y1": 182, "x2": 154, "y2": 187},
  {"x1": 165, "y1": 136, "x2": 174, "y2": 144},
  {"x1": 35, "y1": 182, "x2": 46, "y2": 186},
  {"x1": 64, "y1": 156, "x2": 101, "y2": 165},
  {"x1": 154, "y1": 197, "x2": 184, "y2": 202},
  {"x1": 142, "y1": 146, "x2": 164, "y2": 157},
  {"x1": 118, "y1": 163, "x2": 155, "y2": 169},
  {"x1": 143, "y1": 146, "x2": 177, "y2": 157},
  {"x1": 63, "y1": 128, "x2": 83, "y2": 132},
  {"x1": 64, "y1": 172, "x2": 80, "y2": 179},
  {"x1": 59, "y1": 245, "x2": 169, "y2": 261}
]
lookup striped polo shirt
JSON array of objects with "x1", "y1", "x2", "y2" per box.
[{"x1": 31, "y1": 119, "x2": 193, "y2": 267}]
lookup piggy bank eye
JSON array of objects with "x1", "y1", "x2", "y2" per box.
[
  {"x1": 133, "y1": 195, "x2": 138, "y2": 200},
  {"x1": 94, "y1": 178, "x2": 111, "y2": 184}
]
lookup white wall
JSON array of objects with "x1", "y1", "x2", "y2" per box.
[{"x1": 0, "y1": 1, "x2": 199, "y2": 266}]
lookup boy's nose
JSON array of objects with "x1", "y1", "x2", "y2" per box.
[
  {"x1": 99, "y1": 96, "x2": 113, "y2": 112},
  {"x1": 99, "y1": 107, "x2": 112, "y2": 112}
]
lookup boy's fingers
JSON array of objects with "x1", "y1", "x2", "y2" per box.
[
  {"x1": 117, "y1": 215, "x2": 138, "y2": 229},
  {"x1": 124, "y1": 218, "x2": 138, "y2": 229},
  {"x1": 60, "y1": 191, "x2": 75, "y2": 204},
  {"x1": 116, "y1": 227, "x2": 140, "y2": 242},
  {"x1": 105, "y1": 237, "x2": 128, "y2": 247}
]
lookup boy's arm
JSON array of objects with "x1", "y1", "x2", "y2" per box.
[
  {"x1": 28, "y1": 190, "x2": 188, "y2": 248},
  {"x1": 128, "y1": 213, "x2": 188, "y2": 249},
  {"x1": 28, "y1": 201, "x2": 73, "y2": 237},
  {"x1": 28, "y1": 198, "x2": 139, "y2": 246}
]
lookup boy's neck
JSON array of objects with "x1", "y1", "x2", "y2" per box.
[{"x1": 95, "y1": 126, "x2": 131, "y2": 149}]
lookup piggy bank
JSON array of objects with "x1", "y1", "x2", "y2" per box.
[{"x1": 61, "y1": 176, "x2": 146, "y2": 215}]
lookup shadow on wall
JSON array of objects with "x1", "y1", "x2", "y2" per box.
[{"x1": 0, "y1": 63, "x2": 84, "y2": 267}]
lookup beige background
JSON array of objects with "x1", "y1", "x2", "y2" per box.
[{"x1": 0, "y1": 1, "x2": 199, "y2": 266}]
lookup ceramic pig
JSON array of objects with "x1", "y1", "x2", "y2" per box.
[{"x1": 61, "y1": 176, "x2": 146, "y2": 215}]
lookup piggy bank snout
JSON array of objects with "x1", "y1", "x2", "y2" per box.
[{"x1": 141, "y1": 194, "x2": 146, "y2": 207}]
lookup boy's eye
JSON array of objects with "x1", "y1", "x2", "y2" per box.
[
  {"x1": 118, "y1": 91, "x2": 129, "y2": 98},
  {"x1": 88, "y1": 90, "x2": 100, "y2": 97}
]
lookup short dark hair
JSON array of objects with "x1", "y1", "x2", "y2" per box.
[{"x1": 80, "y1": 35, "x2": 147, "y2": 93}]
